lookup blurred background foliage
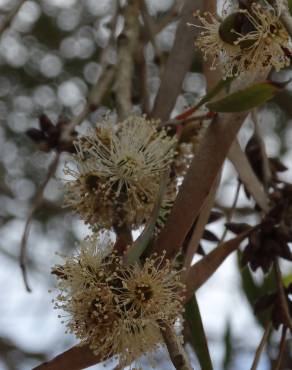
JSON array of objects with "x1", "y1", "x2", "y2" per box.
[{"x1": 0, "y1": 0, "x2": 291, "y2": 369}]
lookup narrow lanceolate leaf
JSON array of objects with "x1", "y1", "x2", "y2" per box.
[
  {"x1": 184, "y1": 175, "x2": 219, "y2": 272},
  {"x1": 223, "y1": 322, "x2": 233, "y2": 370},
  {"x1": 32, "y1": 345, "x2": 100, "y2": 370},
  {"x1": 175, "y1": 77, "x2": 234, "y2": 121},
  {"x1": 184, "y1": 296, "x2": 214, "y2": 370},
  {"x1": 206, "y1": 82, "x2": 281, "y2": 113},
  {"x1": 237, "y1": 251, "x2": 277, "y2": 328},
  {"x1": 196, "y1": 77, "x2": 234, "y2": 109},
  {"x1": 125, "y1": 174, "x2": 168, "y2": 264},
  {"x1": 228, "y1": 140, "x2": 270, "y2": 212},
  {"x1": 288, "y1": 0, "x2": 292, "y2": 15},
  {"x1": 185, "y1": 229, "x2": 253, "y2": 299}
]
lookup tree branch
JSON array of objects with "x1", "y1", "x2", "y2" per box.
[
  {"x1": 250, "y1": 322, "x2": 271, "y2": 370},
  {"x1": 151, "y1": 0, "x2": 204, "y2": 121},
  {"x1": 32, "y1": 345, "x2": 101, "y2": 370},
  {"x1": 161, "y1": 324, "x2": 193, "y2": 370},
  {"x1": 185, "y1": 228, "x2": 254, "y2": 299},
  {"x1": 60, "y1": 6, "x2": 119, "y2": 142},
  {"x1": 273, "y1": 325, "x2": 287, "y2": 370},
  {"x1": 151, "y1": 110, "x2": 249, "y2": 259},
  {"x1": 116, "y1": 0, "x2": 140, "y2": 119}
]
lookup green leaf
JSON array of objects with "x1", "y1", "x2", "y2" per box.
[
  {"x1": 237, "y1": 251, "x2": 277, "y2": 328},
  {"x1": 184, "y1": 296, "x2": 213, "y2": 370},
  {"x1": 206, "y1": 82, "x2": 281, "y2": 113},
  {"x1": 288, "y1": 0, "x2": 292, "y2": 15},
  {"x1": 283, "y1": 272, "x2": 292, "y2": 288},
  {"x1": 175, "y1": 77, "x2": 234, "y2": 121},
  {"x1": 195, "y1": 77, "x2": 234, "y2": 111},
  {"x1": 223, "y1": 322, "x2": 232, "y2": 370},
  {"x1": 125, "y1": 175, "x2": 168, "y2": 264}
]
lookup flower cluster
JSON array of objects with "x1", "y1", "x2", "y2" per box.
[
  {"x1": 193, "y1": 11, "x2": 241, "y2": 75},
  {"x1": 52, "y1": 115, "x2": 186, "y2": 367},
  {"x1": 193, "y1": 1, "x2": 291, "y2": 78},
  {"x1": 52, "y1": 237, "x2": 185, "y2": 368},
  {"x1": 64, "y1": 116, "x2": 177, "y2": 231}
]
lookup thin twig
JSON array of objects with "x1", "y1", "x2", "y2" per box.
[
  {"x1": 138, "y1": 0, "x2": 159, "y2": 113},
  {"x1": 20, "y1": 153, "x2": 60, "y2": 292},
  {"x1": 274, "y1": 261, "x2": 292, "y2": 330},
  {"x1": 183, "y1": 173, "x2": 220, "y2": 273},
  {"x1": 151, "y1": 0, "x2": 204, "y2": 120},
  {"x1": 0, "y1": 0, "x2": 26, "y2": 36},
  {"x1": 185, "y1": 227, "x2": 255, "y2": 299},
  {"x1": 161, "y1": 323, "x2": 193, "y2": 370},
  {"x1": 60, "y1": 6, "x2": 119, "y2": 142},
  {"x1": 99, "y1": 1, "x2": 120, "y2": 66},
  {"x1": 140, "y1": 0, "x2": 161, "y2": 56},
  {"x1": 219, "y1": 180, "x2": 241, "y2": 244},
  {"x1": 61, "y1": 66, "x2": 115, "y2": 142},
  {"x1": 273, "y1": 325, "x2": 288, "y2": 370},
  {"x1": 159, "y1": 112, "x2": 216, "y2": 128},
  {"x1": 228, "y1": 140, "x2": 270, "y2": 212},
  {"x1": 136, "y1": 28, "x2": 151, "y2": 113},
  {"x1": 154, "y1": 1, "x2": 181, "y2": 35},
  {"x1": 250, "y1": 322, "x2": 271, "y2": 370},
  {"x1": 116, "y1": 0, "x2": 140, "y2": 119}
]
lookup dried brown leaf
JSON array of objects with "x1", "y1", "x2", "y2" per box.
[
  {"x1": 228, "y1": 140, "x2": 270, "y2": 212},
  {"x1": 32, "y1": 345, "x2": 100, "y2": 370},
  {"x1": 185, "y1": 229, "x2": 253, "y2": 299}
]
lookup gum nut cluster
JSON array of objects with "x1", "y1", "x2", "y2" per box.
[
  {"x1": 193, "y1": 0, "x2": 291, "y2": 78},
  {"x1": 63, "y1": 116, "x2": 177, "y2": 231},
  {"x1": 52, "y1": 237, "x2": 186, "y2": 368}
]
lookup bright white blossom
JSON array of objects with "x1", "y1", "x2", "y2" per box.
[
  {"x1": 52, "y1": 238, "x2": 185, "y2": 368},
  {"x1": 114, "y1": 252, "x2": 185, "y2": 322},
  {"x1": 64, "y1": 116, "x2": 177, "y2": 230}
]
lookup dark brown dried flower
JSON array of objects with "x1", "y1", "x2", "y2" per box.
[
  {"x1": 241, "y1": 207, "x2": 292, "y2": 273},
  {"x1": 245, "y1": 134, "x2": 288, "y2": 192},
  {"x1": 254, "y1": 283, "x2": 292, "y2": 330},
  {"x1": 26, "y1": 114, "x2": 76, "y2": 153}
]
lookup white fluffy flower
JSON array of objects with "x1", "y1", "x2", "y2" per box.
[{"x1": 64, "y1": 116, "x2": 177, "y2": 230}]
